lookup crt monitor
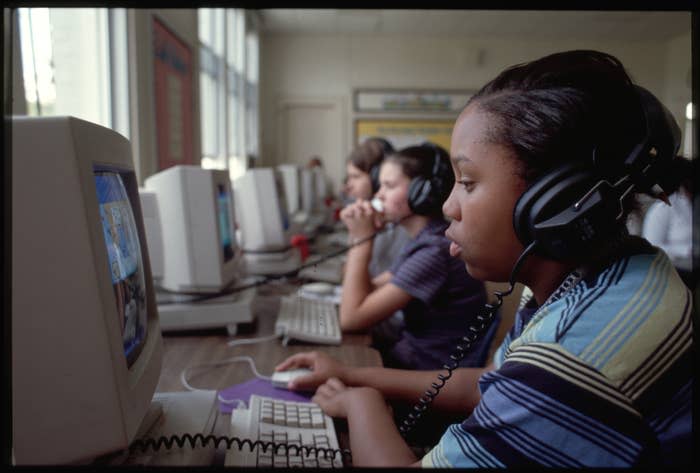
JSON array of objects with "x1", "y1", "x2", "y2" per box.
[
  {"x1": 276, "y1": 163, "x2": 301, "y2": 216},
  {"x1": 144, "y1": 165, "x2": 240, "y2": 294},
  {"x1": 232, "y1": 167, "x2": 290, "y2": 252},
  {"x1": 300, "y1": 167, "x2": 316, "y2": 214},
  {"x1": 312, "y1": 166, "x2": 329, "y2": 204},
  {"x1": 11, "y1": 116, "x2": 163, "y2": 465}
]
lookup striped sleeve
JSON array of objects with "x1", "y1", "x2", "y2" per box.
[
  {"x1": 422, "y1": 345, "x2": 659, "y2": 468},
  {"x1": 390, "y1": 241, "x2": 448, "y2": 305}
]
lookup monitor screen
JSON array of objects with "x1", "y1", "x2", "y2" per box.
[
  {"x1": 274, "y1": 170, "x2": 291, "y2": 232},
  {"x1": 218, "y1": 183, "x2": 235, "y2": 263},
  {"x1": 95, "y1": 170, "x2": 148, "y2": 366}
]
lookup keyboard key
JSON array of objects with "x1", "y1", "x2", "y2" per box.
[{"x1": 311, "y1": 414, "x2": 325, "y2": 428}]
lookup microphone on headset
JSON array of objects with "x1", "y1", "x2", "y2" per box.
[{"x1": 370, "y1": 197, "x2": 383, "y2": 213}]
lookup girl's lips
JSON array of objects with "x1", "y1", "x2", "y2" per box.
[{"x1": 449, "y1": 241, "x2": 462, "y2": 258}]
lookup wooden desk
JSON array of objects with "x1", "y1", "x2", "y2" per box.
[{"x1": 149, "y1": 280, "x2": 381, "y2": 466}]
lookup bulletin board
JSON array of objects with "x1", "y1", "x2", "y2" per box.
[
  {"x1": 355, "y1": 118, "x2": 455, "y2": 151},
  {"x1": 153, "y1": 17, "x2": 194, "y2": 170}
]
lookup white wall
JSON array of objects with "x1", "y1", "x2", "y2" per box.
[{"x1": 260, "y1": 32, "x2": 692, "y2": 189}]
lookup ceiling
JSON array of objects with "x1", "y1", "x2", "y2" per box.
[{"x1": 258, "y1": 10, "x2": 690, "y2": 41}]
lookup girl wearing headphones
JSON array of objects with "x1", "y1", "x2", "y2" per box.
[
  {"x1": 343, "y1": 137, "x2": 411, "y2": 277},
  {"x1": 340, "y1": 142, "x2": 492, "y2": 370},
  {"x1": 276, "y1": 50, "x2": 692, "y2": 467}
]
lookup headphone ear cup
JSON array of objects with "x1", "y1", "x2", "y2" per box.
[
  {"x1": 407, "y1": 176, "x2": 433, "y2": 215},
  {"x1": 369, "y1": 164, "x2": 380, "y2": 194},
  {"x1": 513, "y1": 164, "x2": 592, "y2": 248}
]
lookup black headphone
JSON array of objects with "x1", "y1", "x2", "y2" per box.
[
  {"x1": 368, "y1": 137, "x2": 394, "y2": 194},
  {"x1": 407, "y1": 142, "x2": 454, "y2": 216},
  {"x1": 512, "y1": 85, "x2": 682, "y2": 261}
]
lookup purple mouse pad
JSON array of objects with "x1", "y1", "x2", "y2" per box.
[{"x1": 217, "y1": 377, "x2": 313, "y2": 414}]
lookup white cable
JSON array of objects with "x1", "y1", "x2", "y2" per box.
[
  {"x1": 226, "y1": 333, "x2": 279, "y2": 348},
  {"x1": 217, "y1": 396, "x2": 247, "y2": 409},
  {"x1": 180, "y1": 355, "x2": 273, "y2": 392}
]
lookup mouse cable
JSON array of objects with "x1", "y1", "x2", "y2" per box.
[{"x1": 180, "y1": 355, "x2": 271, "y2": 399}]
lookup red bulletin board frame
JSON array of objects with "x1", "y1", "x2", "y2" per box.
[{"x1": 153, "y1": 17, "x2": 194, "y2": 171}]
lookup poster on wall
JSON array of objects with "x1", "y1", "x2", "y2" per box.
[
  {"x1": 354, "y1": 89, "x2": 473, "y2": 113},
  {"x1": 355, "y1": 118, "x2": 455, "y2": 151},
  {"x1": 153, "y1": 17, "x2": 194, "y2": 171}
]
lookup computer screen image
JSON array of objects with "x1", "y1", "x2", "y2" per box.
[
  {"x1": 12, "y1": 116, "x2": 163, "y2": 465},
  {"x1": 274, "y1": 168, "x2": 291, "y2": 232},
  {"x1": 144, "y1": 165, "x2": 240, "y2": 294},
  {"x1": 97, "y1": 172, "x2": 149, "y2": 364},
  {"x1": 218, "y1": 183, "x2": 236, "y2": 263}
]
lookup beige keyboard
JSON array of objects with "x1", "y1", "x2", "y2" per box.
[
  {"x1": 224, "y1": 394, "x2": 343, "y2": 468},
  {"x1": 275, "y1": 295, "x2": 341, "y2": 345}
]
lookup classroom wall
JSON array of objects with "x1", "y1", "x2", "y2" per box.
[{"x1": 259, "y1": 31, "x2": 692, "y2": 191}]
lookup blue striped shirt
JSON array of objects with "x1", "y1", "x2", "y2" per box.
[{"x1": 422, "y1": 245, "x2": 693, "y2": 467}]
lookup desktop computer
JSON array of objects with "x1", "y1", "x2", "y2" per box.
[
  {"x1": 11, "y1": 116, "x2": 174, "y2": 464},
  {"x1": 276, "y1": 164, "x2": 327, "y2": 239},
  {"x1": 142, "y1": 165, "x2": 255, "y2": 334},
  {"x1": 300, "y1": 167, "x2": 326, "y2": 236},
  {"x1": 276, "y1": 163, "x2": 313, "y2": 236},
  {"x1": 11, "y1": 116, "x2": 343, "y2": 466},
  {"x1": 232, "y1": 167, "x2": 302, "y2": 276}
]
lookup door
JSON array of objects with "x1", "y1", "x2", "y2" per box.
[{"x1": 277, "y1": 98, "x2": 345, "y2": 195}]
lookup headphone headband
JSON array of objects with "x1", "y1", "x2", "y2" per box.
[{"x1": 512, "y1": 84, "x2": 681, "y2": 261}]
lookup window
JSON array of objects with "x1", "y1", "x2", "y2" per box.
[
  {"x1": 245, "y1": 17, "x2": 259, "y2": 161},
  {"x1": 17, "y1": 8, "x2": 130, "y2": 139},
  {"x1": 199, "y1": 8, "x2": 225, "y2": 166},
  {"x1": 198, "y1": 8, "x2": 259, "y2": 180},
  {"x1": 683, "y1": 102, "x2": 694, "y2": 159}
]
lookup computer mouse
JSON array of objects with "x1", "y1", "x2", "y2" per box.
[
  {"x1": 300, "y1": 282, "x2": 336, "y2": 295},
  {"x1": 271, "y1": 368, "x2": 313, "y2": 389}
]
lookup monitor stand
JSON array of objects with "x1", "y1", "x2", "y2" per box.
[
  {"x1": 156, "y1": 284, "x2": 256, "y2": 335},
  {"x1": 121, "y1": 390, "x2": 219, "y2": 466},
  {"x1": 242, "y1": 247, "x2": 301, "y2": 276}
]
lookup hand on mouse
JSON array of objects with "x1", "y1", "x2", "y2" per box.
[{"x1": 274, "y1": 351, "x2": 350, "y2": 391}]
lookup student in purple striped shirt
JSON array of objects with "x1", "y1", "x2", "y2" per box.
[
  {"x1": 276, "y1": 50, "x2": 692, "y2": 467},
  {"x1": 339, "y1": 142, "x2": 491, "y2": 371}
]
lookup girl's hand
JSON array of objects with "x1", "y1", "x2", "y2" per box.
[
  {"x1": 312, "y1": 378, "x2": 385, "y2": 419},
  {"x1": 274, "y1": 351, "x2": 350, "y2": 391},
  {"x1": 340, "y1": 200, "x2": 381, "y2": 240}
]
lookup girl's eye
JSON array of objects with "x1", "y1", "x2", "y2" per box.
[{"x1": 459, "y1": 180, "x2": 475, "y2": 191}]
